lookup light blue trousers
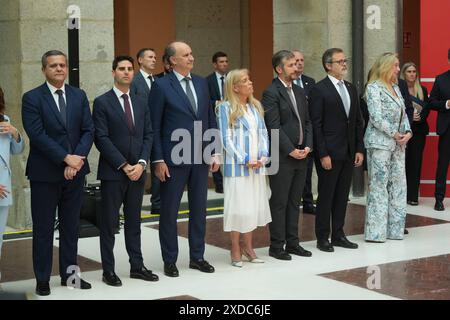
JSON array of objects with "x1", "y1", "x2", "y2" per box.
[{"x1": 365, "y1": 147, "x2": 407, "y2": 241}]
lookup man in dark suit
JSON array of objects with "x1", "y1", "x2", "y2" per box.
[
  {"x1": 22, "y1": 50, "x2": 94, "y2": 295},
  {"x1": 149, "y1": 41, "x2": 220, "y2": 277},
  {"x1": 309, "y1": 48, "x2": 364, "y2": 252},
  {"x1": 429, "y1": 49, "x2": 450, "y2": 211},
  {"x1": 92, "y1": 55, "x2": 158, "y2": 287},
  {"x1": 155, "y1": 53, "x2": 172, "y2": 78},
  {"x1": 293, "y1": 49, "x2": 317, "y2": 215},
  {"x1": 206, "y1": 51, "x2": 229, "y2": 194},
  {"x1": 130, "y1": 48, "x2": 161, "y2": 215},
  {"x1": 262, "y1": 50, "x2": 313, "y2": 261}
]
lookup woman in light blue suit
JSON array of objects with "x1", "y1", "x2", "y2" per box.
[
  {"x1": 0, "y1": 87, "x2": 24, "y2": 276},
  {"x1": 216, "y1": 69, "x2": 272, "y2": 267},
  {"x1": 364, "y1": 53, "x2": 412, "y2": 242}
]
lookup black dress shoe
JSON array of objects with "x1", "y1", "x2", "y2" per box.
[
  {"x1": 286, "y1": 245, "x2": 312, "y2": 257},
  {"x1": 317, "y1": 239, "x2": 334, "y2": 252},
  {"x1": 35, "y1": 281, "x2": 50, "y2": 296},
  {"x1": 189, "y1": 259, "x2": 215, "y2": 273},
  {"x1": 302, "y1": 204, "x2": 316, "y2": 214},
  {"x1": 434, "y1": 200, "x2": 445, "y2": 211},
  {"x1": 268, "y1": 248, "x2": 292, "y2": 260},
  {"x1": 164, "y1": 263, "x2": 179, "y2": 277},
  {"x1": 102, "y1": 271, "x2": 122, "y2": 287},
  {"x1": 61, "y1": 278, "x2": 92, "y2": 289},
  {"x1": 404, "y1": 228, "x2": 409, "y2": 235},
  {"x1": 407, "y1": 200, "x2": 418, "y2": 206},
  {"x1": 331, "y1": 236, "x2": 358, "y2": 249},
  {"x1": 130, "y1": 266, "x2": 159, "y2": 282}
]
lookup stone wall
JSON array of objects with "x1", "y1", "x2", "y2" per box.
[{"x1": 0, "y1": 0, "x2": 114, "y2": 229}]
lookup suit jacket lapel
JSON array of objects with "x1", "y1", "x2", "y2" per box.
[
  {"x1": 41, "y1": 84, "x2": 66, "y2": 128},
  {"x1": 136, "y1": 72, "x2": 150, "y2": 95},
  {"x1": 324, "y1": 77, "x2": 348, "y2": 118},
  {"x1": 275, "y1": 79, "x2": 300, "y2": 121},
  {"x1": 169, "y1": 73, "x2": 197, "y2": 118},
  {"x1": 212, "y1": 75, "x2": 221, "y2": 99},
  {"x1": 130, "y1": 92, "x2": 143, "y2": 133},
  {"x1": 192, "y1": 76, "x2": 203, "y2": 118},
  {"x1": 106, "y1": 90, "x2": 133, "y2": 132},
  {"x1": 381, "y1": 84, "x2": 403, "y2": 108}
]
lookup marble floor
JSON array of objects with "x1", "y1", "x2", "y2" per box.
[{"x1": 1, "y1": 194, "x2": 450, "y2": 300}]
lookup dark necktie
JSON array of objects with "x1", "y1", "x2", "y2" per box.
[
  {"x1": 183, "y1": 77, "x2": 197, "y2": 114},
  {"x1": 220, "y1": 76, "x2": 225, "y2": 100},
  {"x1": 121, "y1": 93, "x2": 134, "y2": 130},
  {"x1": 286, "y1": 86, "x2": 303, "y2": 145},
  {"x1": 147, "y1": 75, "x2": 154, "y2": 90},
  {"x1": 55, "y1": 89, "x2": 67, "y2": 126}
]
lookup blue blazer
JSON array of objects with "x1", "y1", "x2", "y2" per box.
[
  {"x1": 21, "y1": 83, "x2": 94, "y2": 182},
  {"x1": 92, "y1": 89, "x2": 152, "y2": 181},
  {"x1": 0, "y1": 115, "x2": 25, "y2": 206},
  {"x1": 148, "y1": 72, "x2": 218, "y2": 166},
  {"x1": 217, "y1": 102, "x2": 269, "y2": 177},
  {"x1": 364, "y1": 81, "x2": 412, "y2": 151}
]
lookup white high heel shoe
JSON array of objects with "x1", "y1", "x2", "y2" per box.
[
  {"x1": 231, "y1": 260, "x2": 243, "y2": 267},
  {"x1": 241, "y1": 248, "x2": 265, "y2": 263}
]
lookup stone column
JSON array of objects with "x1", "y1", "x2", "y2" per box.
[
  {"x1": 0, "y1": 0, "x2": 114, "y2": 229},
  {"x1": 363, "y1": 0, "x2": 402, "y2": 76},
  {"x1": 273, "y1": 0, "x2": 352, "y2": 81}
]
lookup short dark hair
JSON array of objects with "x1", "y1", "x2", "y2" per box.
[
  {"x1": 272, "y1": 50, "x2": 295, "y2": 74},
  {"x1": 136, "y1": 48, "x2": 155, "y2": 65},
  {"x1": 322, "y1": 48, "x2": 344, "y2": 72},
  {"x1": 112, "y1": 55, "x2": 134, "y2": 70},
  {"x1": 41, "y1": 50, "x2": 67, "y2": 69},
  {"x1": 0, "y1": 86, "x2": 5, "y2": 115},
  {"x1": 212, "y1": 51, "x2": 227, "y2": 63}
]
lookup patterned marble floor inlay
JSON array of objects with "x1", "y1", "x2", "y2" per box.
[
  {"x1": 149, "y1": 204, "x2": 449, "y2": 250},
  {"x1": 0, "y1": 239, "x2": 102, "y2": 283},
  {"x1": 320, "y1": 254, "x2": 450, "y2": 299}
]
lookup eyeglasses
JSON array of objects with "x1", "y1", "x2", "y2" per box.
[{"x1": 329, "y1": 59, "x2": 349, "y2": 65}]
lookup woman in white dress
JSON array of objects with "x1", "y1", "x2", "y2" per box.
[{"x1": 216, "y1": 69, "x2": 272, "y2": 267}]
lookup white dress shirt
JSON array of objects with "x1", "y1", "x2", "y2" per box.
[
  {"x1": 113, "y1": 86, "x2": 135, "y2": 124},
  {"x1": 215, "y1": 71, "x2": 226, "y2": 99},
  {"x1": 328, "y1": 74, "x2": 351, "y2": 106},
  {"x1": 139, "y1": 69, "x2": 153, "y2": 90},
  {"x1": 46, "y1": 82, "x2": 66, "y2": 111},
  {"x1": 172, "y1": 70, "x2": 198, "y2": 106},
  {"x1": 112, "y1": 86, "x2": 146, "y2": 167}
]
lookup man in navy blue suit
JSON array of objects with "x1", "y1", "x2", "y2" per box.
[
  {"x1": 92, "y1": 55, "x2": 158, "y2": 286},
  {"x1": 206, "y1": 51, "x2": 228, "y2": 194},
  {"x1": 22, "y1": 50, "x2": 94, "y2": 296},
  {"x1": 149, "y1": 41, "x2": 220, "y2": 277}
]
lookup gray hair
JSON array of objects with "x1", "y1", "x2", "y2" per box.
[
  {"x1": 272, "y1": 50, "x2": 295, "y2": 74},
  {"x1": 41, "y1": 50, "x2": 67, "y2": 69}
]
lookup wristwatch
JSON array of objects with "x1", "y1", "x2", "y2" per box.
[{"x1": 138, "y1": 160, "x2": 147, "y2": 170}]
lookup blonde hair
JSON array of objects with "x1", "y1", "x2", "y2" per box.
[
  {"x1": 367, "y1": 52, "x2": 399, "y2": 86},
  {"x1": 400, "y1": 62, "x2": 424, "y2": 100},
  {"x1": 219, "y1": 69, "x2": 264, "y2": 128}
]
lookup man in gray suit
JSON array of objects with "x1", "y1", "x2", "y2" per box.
[
  {"x1": 131, "y1": 48, "x2": 160, "y2": 214},
  {"x1": 262, "y1": 50, "x2": 313, "y2": 261}
]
